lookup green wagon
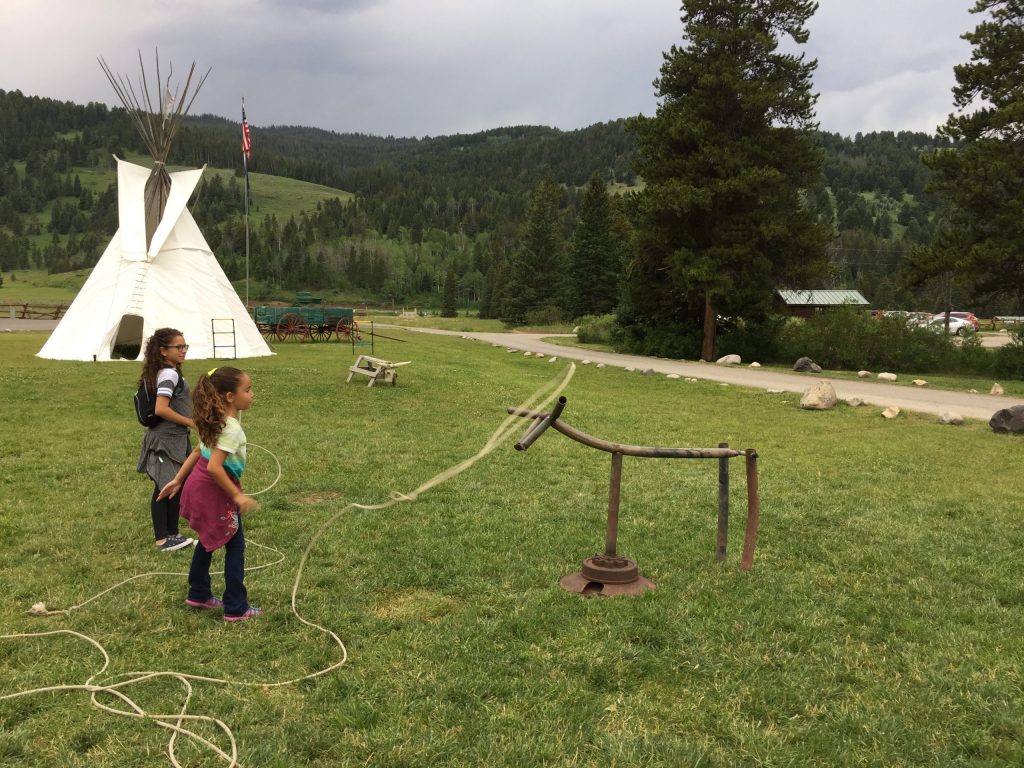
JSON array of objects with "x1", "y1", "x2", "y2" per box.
[{"x1": 252, "y1": 305, "x2": 360, "y2": 342}]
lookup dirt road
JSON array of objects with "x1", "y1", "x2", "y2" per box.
[{"x1": 400, "y1": 328, "x2": 1023, "y2": 423}]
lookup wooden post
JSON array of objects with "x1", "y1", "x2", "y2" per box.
[
  {"x1": 741, "y1": 449, "x2": 760, "y2": 571},
  {"x1": 717, "y1": 442, "x2": 729, "y2": 560}
]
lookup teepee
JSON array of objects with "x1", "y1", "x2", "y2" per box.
[{"x1": 38, "y1": 54, "x2": 273, "y2": 362}]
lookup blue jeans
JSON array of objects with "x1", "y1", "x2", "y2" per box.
[{"x1": 187, "y1": 516, "x2": 249, "y2": 616}]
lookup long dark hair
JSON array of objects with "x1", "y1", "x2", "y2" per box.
[
  {"x1": 192, "y1": 367, "x2": 245, "y2": 447},
  {"x1": 139, "y1": 327, "x2": 184, "y2": 389}
]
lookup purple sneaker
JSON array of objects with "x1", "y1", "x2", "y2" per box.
[
  {"x1": 185, "y1": 596, "x2": 224, "y2": 610},
  {"x1": 224, "y1": 606, "x2": 263, "y2": 622}
]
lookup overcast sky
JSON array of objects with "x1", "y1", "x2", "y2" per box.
[{"x1": 0, "y1": 1, "x2": 979, "y2": 140}]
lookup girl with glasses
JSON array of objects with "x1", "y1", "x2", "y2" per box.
[{"x1": 136, "y1": 327, "x2": 196, "y2": 552}]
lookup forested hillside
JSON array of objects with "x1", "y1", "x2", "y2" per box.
[{"x1": 0, "y1": 87, "x2": 962, "y2": 314}]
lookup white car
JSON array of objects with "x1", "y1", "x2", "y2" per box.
[{"x1": 928, "y1": 316, "x2": 975, "y2": 335}]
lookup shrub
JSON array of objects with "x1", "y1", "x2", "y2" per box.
[
  {"x1": 576, "y1": 314, "x2": 617, "y2": 345},
  {"x1": 524, "y1": 305, "x2": 565, "y2": 327}
]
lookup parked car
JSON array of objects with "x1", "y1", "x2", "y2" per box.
[
  {"x1": 928, "y1": 315, "x2": 976, "y2": 335},
  {"x1": 932, "y1": 311, "x2": 979, "y2": 329}
]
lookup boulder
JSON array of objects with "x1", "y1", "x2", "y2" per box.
[
  {"x1": 596, "y1": 363, "x2": 606, "y2": 369},
  {"x1": 766, "y1": 388, "x2": 784, "y2": 394},
  {"x1": 685, "y1": 377, "x2": 699, "y2": 383},
  {"x1": 857, "y1": 370, "x2": 871, "y2": 378},
  {"x1": 666, "y1": 373, "x2": 681, "y2": 380},
  {"x1": 749, "y1": 362, "x2": 761, "y2": 368},
  {"x1": 990, "y1": 405, "x2": 1024, "y2": 434},
  {"x1": 938, "y1": 411, "x2": 964, "y2": 426},
  {"x1": 793, "y1": 356, "x2": 822, "y2": 373},
  {"x1": 548, "y1": 356, "x2": 558, "y2": 363},
  {"x1": 882, "y1": 406, "x2": 901, "y2": 419},
  {"x1": 716, "y1": 354, "x2": 742, "y2": 365},
  {"x1": 624, "y1": 366, "x2": 635, "y2": 372},
  {"x1": 523, "y1": 351, "x2": 532, "y2": 356},
  {"x1": 878, "y1": 372, "x2": 898, "y2": 382},
  {"x1": 912, "y1": 379, "x2": 928, "y2": 387},
  {"x1": 799, "y1": 380, "x2": 838, "y2": 410},
  {"x1": 991, "y1": 383, "x2": 1005, "y2": 396},
  {"x1": 581, "y1": 359, "x2": 591, "y2": 365},
  {"x1": 846, "y1": 398, "x2": 865, "y2": 407},
  {"x1": 642, "y1": 368, "x2": 656, "y2": 376}
]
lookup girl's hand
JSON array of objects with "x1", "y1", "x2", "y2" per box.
[
  {"x1": 157, "y1": 479, "x2": 182, "y2": 501},
  {"x1": 234, "y1": 493, "x2": 259, "y2": 514}
]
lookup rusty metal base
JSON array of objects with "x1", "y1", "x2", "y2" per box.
[{"x1": 560, "y1": 556, "x2": 656, "y2": 597}]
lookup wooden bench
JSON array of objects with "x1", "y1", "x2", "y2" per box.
[{"x1": 346, "y1": 355, "x2": 411, "y2": 387}]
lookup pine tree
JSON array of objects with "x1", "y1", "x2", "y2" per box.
[
  {"x1": 625, "y1": 0, "x2": 830, "y2": 360},
  {"x1": 500, "y1": 179, "x2": 566, "y2": 325},
  {"x1": 925, "y1": 0, "x2": 1024, "y2": 310},
  {"x1": 569, "y1": 174, "x2": 622, "y2": 319},
  {"x1": 441, "y1": 263, "x2": 458, "y2": 317}
]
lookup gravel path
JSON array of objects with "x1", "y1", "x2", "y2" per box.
[
  {"x1": 12, "y1": 318, "x2": 1021, "y2": 422},
  {"x1": 395, "y1": 327, "x2": 1023, "y2": 423}
]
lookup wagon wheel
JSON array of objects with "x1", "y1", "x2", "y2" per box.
[
  {"x1": 336, "y1": 318, "x2": 362, "y2": 342},
  {"x1": 276, "y1": 313, "x2": 308, "y2": 342},
  {"x1": 258, "y1": 322, "x2": 275, "y2": 341},
  {"x1": 309, "y1": 323, "x2": 333, "y2": 342}
]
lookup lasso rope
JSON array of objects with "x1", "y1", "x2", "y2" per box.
[{"x1": 1, "y1": 364, "x2": 576, "y2": 767}]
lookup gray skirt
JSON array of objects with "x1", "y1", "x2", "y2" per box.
[{"x1": 137, "y1": 423, "x2": 191, "y2": 488}]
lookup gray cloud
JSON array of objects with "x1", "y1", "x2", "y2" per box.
[{"x1": 0, "y1": 0, "x2": 982, "y2": 139}]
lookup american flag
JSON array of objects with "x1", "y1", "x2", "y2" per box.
[{"x1": 242, "y1": 105, "x2": 252, "y2": 160}]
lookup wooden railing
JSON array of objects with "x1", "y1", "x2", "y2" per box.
[{"x1": 1, "y1": 303, "x2": 67, "y2": 320}]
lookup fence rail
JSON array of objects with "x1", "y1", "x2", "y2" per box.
[{"x1": 2, "y1": 303, "x2": 67, "y2": 320}]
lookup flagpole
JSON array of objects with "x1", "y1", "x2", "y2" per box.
[{"x1": 242, "y1": 98, "x2": 251, "y2": 311}]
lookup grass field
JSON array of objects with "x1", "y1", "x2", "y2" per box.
[{"x1": 1, "y1": 331, "x2": 1023, "y2": 767}]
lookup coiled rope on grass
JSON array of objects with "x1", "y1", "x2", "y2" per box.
[{"x1": 1, "y1": 364, "x2": 576, "y2": 767}]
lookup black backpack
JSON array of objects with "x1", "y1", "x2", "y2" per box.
[{"x1": 134, "y1": 375, "x2": 184, "y2": 427}]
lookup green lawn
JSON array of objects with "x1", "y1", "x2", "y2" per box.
[{"x1": 1, "y1": 331, "x2": 1023, "y2": 766}]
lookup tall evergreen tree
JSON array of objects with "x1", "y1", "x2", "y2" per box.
[
  {"x1": 500, "y1": 179, "x2": 566, "y2": 324},
  {"x1": 625, "y1": 0, "x2": 830, "y2": 360},
  {"x1": 441, "y1": 263, "x2": 458, "y2": 317},
  {"x1": 569, "y1": 174, "x2": 622, "y2": 318},
  {"x1": 925, "y1": 0, "x2": 1024, "y2": 311}
]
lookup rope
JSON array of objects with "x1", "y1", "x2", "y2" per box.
[{"x1": 2, "y1": 364, "x2": 576, "y2": 767}]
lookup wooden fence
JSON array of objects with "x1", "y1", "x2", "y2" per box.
[{"x1": 1, "y1": 303, "x2": 67, "y2": 320}]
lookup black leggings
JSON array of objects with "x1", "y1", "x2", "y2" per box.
[{"x1": 151, "y1": 485, "x2": 181, "y2": 540}]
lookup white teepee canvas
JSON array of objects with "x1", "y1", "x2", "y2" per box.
[{"x1": 38, "y1": 158, "x2": 274, "y2": 361}]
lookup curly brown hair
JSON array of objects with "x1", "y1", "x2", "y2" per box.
[
  {"x1": 192, "y1": 367, "x2": 244, "y2": 447},
  {"x1": 138, "y1": 327, "x2": 184, "y2": 389}
]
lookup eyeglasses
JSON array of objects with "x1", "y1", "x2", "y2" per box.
[{"x1": 162, "y1": 344, "x2": 189, "y2": 351}]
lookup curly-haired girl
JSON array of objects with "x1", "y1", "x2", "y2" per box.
[
  {"x1": 158, "y1": 366, "x2": 261, "y2": 621},
  {"x1": 136, "y1": 327, "x2": 195, "y2": 551}
]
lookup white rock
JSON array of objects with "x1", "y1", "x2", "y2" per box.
[
  {"x1": 749, "y1": 362, "x2": 761, "y2": 368},
  {"x1": 596, "y1": 363, "x2": 606, "y2": 369},
  {"x1": 858, "y1": 370, "x2": 871, "y2": 378},
  {"x1": 912, "y1": 379, "x2": 928, "y2": 387},
  {"x1": 878, "y1": 372, "x2": 898, "y2": 382},
  {"x1": 716, "y1": 354, "x2": 742, "y2": 365},
  {"x1": 666, "y1": 373, "x2": 681, "y2": 380},
  {"x1": 882, "y1": 406, "x2": 901, "y2": 419},
  {"x1": 625, "y1": 366, "x2": 635, "y2": 372},
  {"x1": 800, "y1": 380, "x2": 838, "y2": 410},
  {"x1": 720, "y1": 382, "x2": 730, "y2": 387},
  {"x1": 581, "y1": 359, "x2": 591, "y2": 365},
  {"x1": 991, "y1": 383, "x2": 1005, "y2": 396},
  {"x1": 969, "y1": 389, "x2": 978, "y2": 394},
  {"x1": 938, "y1": 411, "x2": 964, "y2": 425},
  {"x1": 548, "y1": 356, "x2": 558, "y2": 363},
  {"x1": 523, "y1": 351, "x2": 532, "y2": 356},
  {"x1": 685, "y1": 377, "x2": 699, "y2": 383},
  {"x1": 846, "y1": 397, "x2": 865, "y2": 407},
  {"x1": 766, "y1": 388, "x2": 784, "y2": 394}
]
